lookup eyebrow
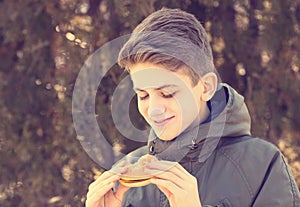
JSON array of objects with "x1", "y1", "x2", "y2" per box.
[{"x1": 133, "y1": 84, "x2": 179, "y2": 92}]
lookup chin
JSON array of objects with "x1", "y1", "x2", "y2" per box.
[
  {"x1": 155, "y1": 124, "x2": 191, "y2": 140},
  {"x1": 155, "y1": 131, "x2": 179, "y2": 141}
]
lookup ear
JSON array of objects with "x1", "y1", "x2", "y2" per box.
[{"x1": 200, "y1": 72, "x2": 218, "y2": 101}]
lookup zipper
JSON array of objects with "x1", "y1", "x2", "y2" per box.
[{"x1": 218, "y1": 198, "x2": 232, "y2": 207}]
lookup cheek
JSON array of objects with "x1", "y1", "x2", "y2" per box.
[
  {"x1": 137, "y1": 100, "x2": 148, "y2": 118},
  {"x1": 176, "y1": 94, "x2": 200, "y2": 120},
  {"x1": 178, "y1": 93, "x2": 199, "y2": 110}
]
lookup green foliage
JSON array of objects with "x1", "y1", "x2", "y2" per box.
[{"x1": 0, "y1": 0, "x2": 299, "y2": 206}]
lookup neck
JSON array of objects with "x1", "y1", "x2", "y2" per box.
[{"x1": 199, "y1": 103, "x2": 210, "y2": 124}]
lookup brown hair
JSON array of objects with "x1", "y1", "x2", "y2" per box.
[{"x1": 118, "y1": 8, "x2": 220, "y2": 86}]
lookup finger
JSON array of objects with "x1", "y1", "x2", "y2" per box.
[
  {"x1": 117, "y1": 182, "x2": 130, "y2": 192},
  {"x1": 87, "y1": 178, "x2": 117, "y2": 200},
  {"x1": 88, "y1": 172, "x2": 120, "y2": 191},
  {"x1": 113, "y1": 183, "x2": 130, "y2": 203},
  {"x1": 87, "y1": 181, "x2": 114, "y2": 199},
  {"x1": 154, "y1": 184, "x2": 172, "y2": 198},
  {"x1": 148, "y1": 170, "x2": 183, "y2": 186},
  {"x1": 157, "y1": 160, "x2": 190, "y2": 175},
  {"x1": 153, "y1": 184, "x2": 177, "y2": 207},
  {"x1": 146, "y1": 161, "x2": 188, "y2": 179},
  {"x1": 172, "y1": 162, "x2": 191, "y2": 175},
  {"x1": 86, "y1": 181, "x2": 115, "y2": 205},
  {"x1": 150, "y1": 177, "x2": 183, "y2": 196}
]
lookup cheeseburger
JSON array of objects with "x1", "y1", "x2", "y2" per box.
[{"x1": 119, "y1": 154, "x2": 158, "y2": 187}]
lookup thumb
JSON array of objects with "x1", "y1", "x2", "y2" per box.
[
  {"x1": 118, "y1": 183, "x2": 130, "y2": 192},
  {"x1": 152, "y1": 182, "x2": 171, "y2": 199},
  {"x1": 115, "y1": 182, "x2": 130, "y2": 200}
]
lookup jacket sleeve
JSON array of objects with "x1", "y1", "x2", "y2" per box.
[{"x1": 252, "y1": 151, "x2": 300, "y2": 207}]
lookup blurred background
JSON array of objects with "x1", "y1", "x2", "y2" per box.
[{"x1": 0, "y1": 0, "x2": 300, "y2": 206}]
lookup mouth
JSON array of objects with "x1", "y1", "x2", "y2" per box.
[{"x1": 152, "y1": 116, "x2": 175, "y2": 127}]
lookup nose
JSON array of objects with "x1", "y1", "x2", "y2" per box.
[{"x1": 148, "y1": 96, "x2": 166, "y2": 118}]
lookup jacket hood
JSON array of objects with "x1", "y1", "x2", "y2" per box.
[{"x1": 147, "y1": 83, "x2": 251, "y2": 162}]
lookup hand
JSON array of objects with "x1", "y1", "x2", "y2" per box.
[
  {"x1": 86, "y1": 164, "x2": 129, "y2": 207},
  {"x1": 146, "y1": 160, "x2": 202, "y2": 207}
]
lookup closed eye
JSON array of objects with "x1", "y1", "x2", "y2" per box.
[
  {"x1": 138, "y1": 94, "x2": 149, "y2": 100},
  {"x1": 161, "y1": 91, "x2": 177, "y2": 99}
]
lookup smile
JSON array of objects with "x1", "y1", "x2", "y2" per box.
[{"x1": 152, "y1": 116, "x2": 175, "y2": 127}]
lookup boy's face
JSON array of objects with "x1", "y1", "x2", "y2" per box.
[{"x1": 130, "y1": 62, "x2": 209, "y2": 141}]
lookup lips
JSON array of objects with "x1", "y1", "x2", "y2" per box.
[{"x1": 152, "y1": 116, "x2": 175, "y2": 126}]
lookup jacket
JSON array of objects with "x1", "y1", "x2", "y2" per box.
[{"x1": 120, "y1": 84, "x2": 300, "y2": 207}]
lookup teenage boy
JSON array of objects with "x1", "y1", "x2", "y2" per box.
[{"x1": 86, "y1": 8, "x2": 300, "y2": 207}]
